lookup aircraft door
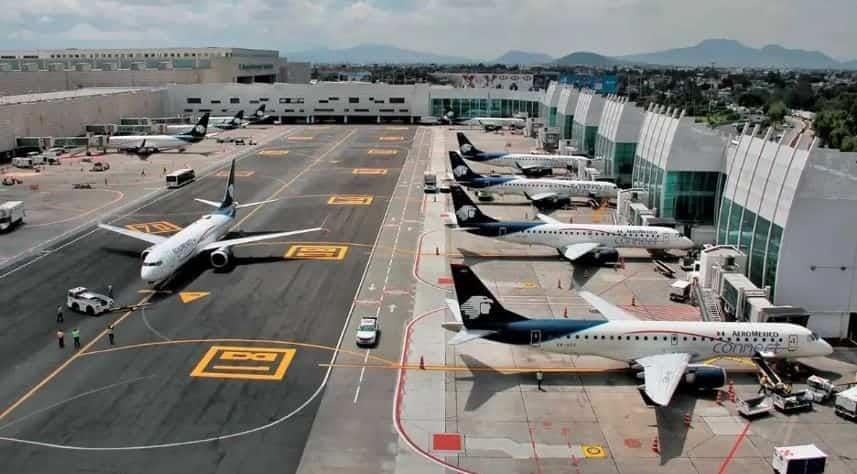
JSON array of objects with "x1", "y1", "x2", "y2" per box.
[
  {"x1": 671, "y1": 334, "x2": 678, "y2": 345},
  {"x1": 530, "y1": 330, "x2": 542, "y2": 347},
  {"x1": 787, "y1": 334, "x2": 798, "y2": 352}
]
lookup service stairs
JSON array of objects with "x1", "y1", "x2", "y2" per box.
[{"x1": 695, "y1": 286, "x2": 724, "y2": 322}]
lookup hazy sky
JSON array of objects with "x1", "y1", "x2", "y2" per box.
[{"x1": 2, "y1": 0, "x2": 855, "y2": 60}]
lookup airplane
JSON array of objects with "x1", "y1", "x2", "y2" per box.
[
  {"x1": 108, "y1": 113, "x2": 209, "y2": 156},
  {"x1": 98, "y1": 159, "x2": 322, "y2": 283},
  {"x1": 441, "y1": 112, "x2": 525, "y2": 131},
  {"x1": 449, "y1": 185, "x2": 694, "y2": 263},
  {"x1": 457, "y1": 132, "x2": 591, "y2": 177},
  {"x1": 444, "y1": 263, "x2": 833, "y2": 406},
  {"x1": 449, "y1": 150, "x2": 616, "y2": 209},
  {"x1": 245, "y1": 104, "x2": 272, "y2": 124},
  {"x1": 166, "y1": 110, "x2": 244, "y2": 134}
]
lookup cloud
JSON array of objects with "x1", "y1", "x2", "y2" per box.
[{"x1": 0, "y1": 0, "x2": 852, "y2": 60}]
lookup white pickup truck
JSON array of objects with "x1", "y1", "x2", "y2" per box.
[
  {"x1": 0, "y1": 201, "x2": 25, "y2": 232},
  {"x1": 67, "y1": 287, "x2": 115, "y2": 316}
]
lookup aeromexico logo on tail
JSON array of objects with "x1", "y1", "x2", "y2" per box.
[
  {"x1": 456, "y1": 205, "x2": 478, "y2": 222},
  {"x1": 461, "y1": 296, "x2": 493, "y2": 320},
  {"x1": 194, "y1": 124, "x2": 205, "y2": 135},
  {"x1": 460, "y1": 144, "x2": 473, "y2": 154},
  {"x1": 453, "y1": 165, "x2": 470, "y2": 178}
]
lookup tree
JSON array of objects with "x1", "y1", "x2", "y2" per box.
[
  {"x1": 738, "y1": 91, "x2": 768, "y2": 108},
  {"x1": 840, "y1": 135, "x2": 857, "y2": 152},
  {"x1": 767, "y1": 100, "x2": 787, "y2": 123}
]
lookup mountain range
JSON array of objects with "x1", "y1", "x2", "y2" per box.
[{"x1": 286, "y1": 40, "x2": 857, "y2": 70}]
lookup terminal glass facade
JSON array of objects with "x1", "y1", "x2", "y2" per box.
[
  {"x1": 716, "y1": 197, "x2": 783, "y2": 294},
  {"x1": 571, "y1": 122, "x2": 597, "y2": 156},
  {"x1": 632, "y1": 160, "x2": 722, "y2": 224},
  {"x1": 594, "y1": 135, "x2": 635, "y2": 187},
  {"x1": 561, "y1": 114, "x2": 574, "y2": 139},
  {"x1": 430, "y1": 98, "x2": 539, "y2": 120},
  {"x1": 548, "y1": 107, "x2": 557, "y2": 127}
]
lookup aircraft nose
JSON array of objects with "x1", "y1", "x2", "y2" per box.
[
  {"x1": 820, "y1": 339, "x2": 834, "y2": 356},
  {"x1": 681, "y1": 237, "x2": 695, "y2": 249}
]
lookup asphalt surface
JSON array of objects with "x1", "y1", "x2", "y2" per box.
[{"x1": 0, "y1": 125, "x2": 415, "y2": 473}]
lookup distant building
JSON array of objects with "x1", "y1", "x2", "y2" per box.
[
  {"x1": 0, "y1": 47, "x2": 282, "y2": 96},
  {"x1": 280, "y1": 62, "x2": 312, "y2": 84}
]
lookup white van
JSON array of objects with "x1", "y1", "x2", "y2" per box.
[{"x1": 0, "y1": 201, "x2": 25, "y2": 231}]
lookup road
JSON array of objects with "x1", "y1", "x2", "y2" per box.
[{"x1": 0, "y1": 125, "x2": 415, "y2": 473}]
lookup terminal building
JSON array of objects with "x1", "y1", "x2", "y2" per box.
[
  {"x1": 0, "y1": 48, "x2": 282, "y2": 96},
  {"x1": 594, "y1": 95, "x2": 643, "y2": 188},
  {"x1": 557, "y1": 87, "x2": 579, "y2": 142},
  {"x1": 716, "y1": 126, "x2": 857, "y2": 339},
  {"x1": 570, "y1": 90, "x2": 604, "y2": 157}
]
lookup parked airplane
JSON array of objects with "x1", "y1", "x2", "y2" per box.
[
  {"x1": 98, "y1": 159, "x2": 321, "y2": 283},
  {"x1": 449, "y1": 151, "x2": 616, "y2": 208},
  {"x1": 450, "y1": 186, "x2": 694, "y2": 262},
  {"x1": 457, "y1": 132, "x2": 590, "y2": 177},
  {"x1": 245, "y1": 104, "x2": 272, "y2": 124},
  {"x1": 109, "y1": 113, "x2": 209, "y2": 157},
  {"x1": 441, "y1": 112, "x2": 525, "y2": 131},
  {"x1": 444, "y1": 263, "x2": 832, "y2": 406},
  {"x1": 167, "y1": 110, "x2": 244, "y2": 134}
]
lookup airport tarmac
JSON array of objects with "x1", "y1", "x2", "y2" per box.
[
  {"x1": 0, "y1": 125, "x2": 417, "y2": 473},
  {"x1": 0, "y1": 125, "x2": 288, "y2": 272}
]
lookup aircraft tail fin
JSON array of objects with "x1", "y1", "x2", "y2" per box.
[
  {"x1": 234, "y1": 110, "x2": 244, "y2": 122},
  {"x1": 457, "y1": 132, "x2": 482, "y2": 156},
  {"x1": 220, "y1": 159, "x2": 236, "y2": 209},
  {"x1": 449, "y1": 151, "x2": 482, "y2": 182},
  {"x1": 184, "y1": 113, "x2": 209, "y2": 139},
  {"x1": 450, "y1": 263, "x2": 528, "y2": 330},
  {"x1": 254, "y1": 104, "x2": 266, "y2": 117},
  {"x1": 449, "y1": 186, "x2": 497, "y2": 225}
]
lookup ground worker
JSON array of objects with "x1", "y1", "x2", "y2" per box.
[
  {"x1": 162, "y1": 166, "x2": 167, "y2": 175},
  {"x1": 56, "y1": 305, "x2": 64, "y2": 324},
  {"x1": 56, "y1": 329, "x2": 65, "y2": 348},
  {"x1": 107, "y1": 324, "x2": 115, "y2": 345},
  {"x1": 107, "y1": 284, "x2": 113, "y2": 298},
  {"x1": 536, "y1": 371, "x2": 545, "y2": 391},
  {"x1": 141, "y1": 169, "x2": 145, "y2": 177},
  {"x1": 72, "y1": 328, "x2": 81, "y2": 349}
]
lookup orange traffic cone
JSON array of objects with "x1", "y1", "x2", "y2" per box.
[
  {"x1": 651, "y1": 437, "x2": 660, "y2": 453},
  {"x1": 563, "y1": 307, "x2": 568, "y2": 318},
  {"x1": 683, "y1": 412, "x2": 692, "y2": 427},
  {"x1": 419, "y1": 356, "x2": 425, "y2": 370},
  {"x1": 631, "y1": 296, "x2": 637, "y2": 306},
  {"x1": 716, "y1": 390, "x2": 723, "y2": 405}
]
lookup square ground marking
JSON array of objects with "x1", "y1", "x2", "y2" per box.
[
  {"x1": 190, "y1": 346, "x2": 296, "y2": 381},
  {"x1": 432, "y1": 433, "x2": 463, "y2": 452},
  {"x1": 285, "y1": 245, "x2": 349, "y2": 260}
]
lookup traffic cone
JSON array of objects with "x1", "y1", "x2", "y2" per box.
[
  {"x1": 631, "y1": 296, "x2": 636, "y2": 306},
  {"x1": 651, "y1": 437, "x2": 660, "y2": 453},
  {"x1": 419, "y1": 356, "x2": 425, "y2": 370},
  {"x1": 716, "y1": 390, "x2": 723, "y2": 405},
  {"x1": 557, "y1": 279, "x2": 562, "y2": 289},
  {"x1": 563, "y1": 307, "x2": 568, "y2": 318},
  {"x1": 683, "y1": 412, "x2": 692, "y2": 427},
  {"x1": 435, "y1": 246, "x2": 439, "y2": 256}
]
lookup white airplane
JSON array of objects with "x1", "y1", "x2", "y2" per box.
[
  {"x1": 449, "y1": 151, "x2": 616, "y2": 208},
  {"x1": 109, "y1": 113, "x2": 209, "y2": 157},
  {"x1": 167, "y1": 110, "x2": 244, "y2": 134},
  {"x1": 442, "y1": 111, "x2": 525, "y2": 131},
  {"x1": 450, "y1": 186, "x2": 694, "y2": 263},
  {"x1": 445, "y1": 263, "x2": 833, "y2": 406},
  {"x1": 457, "y1": 132, "x2": 590, "y2": 177},
  {"x1": 98, "y1": 159, "x2": 321, "y2": 283}
]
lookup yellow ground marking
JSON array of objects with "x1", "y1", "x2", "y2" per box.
[
  {"x1": 190, "y1": 346, "x2": 296, "y2": 381},
  {"x1": 378, "y1": 136, "x2": 404, "y2": 141},
  {"x1": 216, "y1": 170, "x2": 255, "y2": 177},
  {"x1": 0, "y1": 130, "x2": 358, "y2": 424},
  {"x1": 179, "y1": 291, "x2": 210, "y2": 303},
  {"x1": 519, "y1": 282, "x2": 538, "y2": 289},
  {"x1": 287, "y1": 136, "x2": 314, "y2": 141},
  {"x1": 327, "y1": 195, "x2": 374, "y2": 205},
  {"x1": 0, "y1": 292, "x2": 154, "y2": 423},
  {"x1": 384, "y1": 126, "x2": 408, "y2": 130},
  {"x1": 582, "y1": 445, "x2": 606, "y2": 458},
  {"x1": 352, "y1": 168, "x2": 388, "y2": 175},
  {"x1": 704, "y1": 356, "x2": 757, "y2": 367},
  {"x1": 258, "y1": 149, "x2": 290, "y2": 156},
  {"x1": 125, "y1": 220, "x2": 182, "y2": 234},
  {"x1": 367, "y1": 149, "x2": 399, "y2": 156},
  {"x1": 285, "y1": 244, "x2": 349, "y2": 260}
]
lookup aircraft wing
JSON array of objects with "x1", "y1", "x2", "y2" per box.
[
  {"x1": 514, "y1": 162, "x2": 545, "y2": 171},
  {"x1": 635, "y1": 353, "x2": 691, "y2": 406},
  {"x1": 527, "y1": 192, "x2": 557, "y2": 202},
  {"x1": 98, "y1": 223, "x2": 168, "y2": 245},
  {"x1": 201, "y1": 227, "x2": 322, "y2": 251},
  {"x1": 559, "y1": 242, "x2": 601, "y2": 261},
  {"x1": 536, "y1": 213, "x2": 563, "y2": 225},
  {"x1": 448, "y1": 329, "x2": 496, "y2": 345},
  {"x1": 577, "y1": 290, "x2": 639, "y2": 321}
]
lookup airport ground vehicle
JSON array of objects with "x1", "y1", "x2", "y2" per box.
[
  {"x1": 806, "y1": 375, "x2": 835, "y2": 402},
  {"x1": 773, "y1": 391, "x2": 813, "y2": 413},
  {"x1": 166, "y1": 168, "x2": 195, "y2": 188},
  {"x1": 772, "y1": 444, "x2": 826, "y2": 474},
  {"x1": 12, "y1": 157, "x2": 34, "y2": 168},
  {"x1": 737, "y1": 395, "x2": 773, "y2": 418},
  {"x1": 90, "y1": 161, "x2": 110, "y2": 172},
  {"x1": 834, "y1": 386, "x2": 857, "y2": 420},
  {"x1": 423, "y1": 173, "x2": 438, "y2": 193},
  {"x1": 669, "y1": 280, "x2": 692, "y2": 302},
  {"x1": 67, "y1": 287, "x2": 115, "y2": 316},
  {"x1": 0, "y1": 201, "x2": 25, "y2": 231},
  {"x1": 356, "y1": 317, "x2": 379, "y2": 347}
]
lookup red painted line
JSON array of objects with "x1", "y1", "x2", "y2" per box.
[
  {"x1": 412, "y1": 229, "x2": 447, "y2": 290},
  {"x1": 717, "y1": 421, "x2": 751, "y2": 474},
  {"x1": 528, "y1": 425, "x2": 543, "y2": 474},
  {"x1": 393, "y1": 308, "x2": 476, "y2": 474}
]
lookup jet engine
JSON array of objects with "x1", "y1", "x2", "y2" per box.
[
  {"x1": 533, "y1": 196, "x2": 572, "y2": 211},
  {"x1": 209, "y1": 248, "x2": 233, "y2": 269},
  {"x1": 521, "y1": 167, "x2": 552, "y2": 178},
  {"x1": 577, "y1": 247, "x2": 619, "y2": 265},
  {"x1": 680, "y1": 364, "x2": 727, "y2": 391}
]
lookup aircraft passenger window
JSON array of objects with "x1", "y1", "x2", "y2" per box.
[
  {"x1": 643, "y1": 336, "x2": 648, "y2": 341},
  {"x1": 635, "y1": 336, "x2": 639, "y2": 340},
  {"x1": 753, "y1": 338, "x2": 758, "y2": 342},
  {"x1": 609, "y1": 336, "x2": 614, "y2": 340},
  {"x1": 779, "y1": 338, "x2": 783, "y2": 342},
  {"x1": 575, "y1": 335, "x2": 579, "y2": 339},
  {"x1": 692, "y1": 337, "x2": 697, "y2": 341},
  {"x1": 601, "y1": 335, "x2": 606, "y2": 340}
]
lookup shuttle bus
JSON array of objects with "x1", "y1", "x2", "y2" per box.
[{"x1": 166, "y1": 168, "x2": 195, "y2": 188}]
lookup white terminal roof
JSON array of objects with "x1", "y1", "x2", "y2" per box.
[{"x1": 0, "y1": 87, "x2": 149, "y2": 106}]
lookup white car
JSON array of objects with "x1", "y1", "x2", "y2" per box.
[
  {"x1": 356, "y1": 317, "x2": 379, "y2": 347},
  {"x1": 67, "y1": 287, "x2": 115, "y2": 316}
]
